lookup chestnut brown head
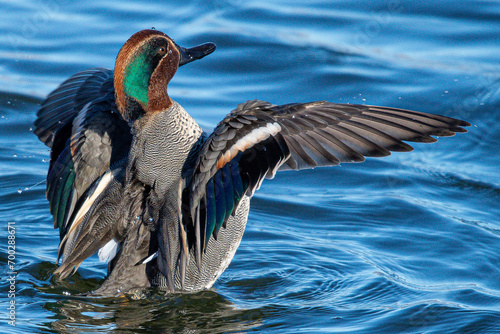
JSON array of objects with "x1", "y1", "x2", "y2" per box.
[{"x1": 114, "y1": 29, "x2": 215, "y2": 121}]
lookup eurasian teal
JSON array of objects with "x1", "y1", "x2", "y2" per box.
[{"x1": 34, "y1": 29, "x2": 470, "y2": 296}]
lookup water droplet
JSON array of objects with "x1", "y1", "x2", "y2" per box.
[
  {"x1": 148, "y1": 217, "x2": 153, "y2": 222},
  {"x1": 42, "y1": 159, "x2": 48, "y2": 163},
  {"x1": 63, "y1": 291, "x2": 71, "y2": 296},
  {"x1": 29, "y1": 127, "x2": 33, "y2": 131},
  {"x1": 17, "y1": 189, "x2": 22, "y2": 194},
  {"x1": 444, "y1": 90, "x2": 449, "y2": 94},
  {"x1": 13, "y1": 154, "x2": 17, "y2": 158}
]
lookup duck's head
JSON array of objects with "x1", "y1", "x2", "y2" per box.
[{"x1": 114, "y1": 29, "x2": 216, "y2": 121}]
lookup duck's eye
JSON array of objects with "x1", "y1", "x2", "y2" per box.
[{"x1": 158, "y1": 46, "x2": 167, "y2": 55}]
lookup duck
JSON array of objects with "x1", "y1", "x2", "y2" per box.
[{"x1": 34, "y1": 29, "x2": 470, "y2": 296}]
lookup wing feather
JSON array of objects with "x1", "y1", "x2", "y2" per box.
[
  {"x1": 35, "y1": 68, "x2": 135, "y2": 279},
  {"x1": 177, "y1": 99, "x2": 469, "y2": 278},
  {"x1": 34, "y1": 68, "x2": 114, "y2": 147}
]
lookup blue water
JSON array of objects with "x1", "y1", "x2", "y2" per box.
[{"x1": 1, "y1": 0, "x2": 499, "y2": 332}]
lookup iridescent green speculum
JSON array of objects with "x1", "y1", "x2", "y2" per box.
[{"x1": 123, "y1": 52, "x2": 152, "y2": 106}]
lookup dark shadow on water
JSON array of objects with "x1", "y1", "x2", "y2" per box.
[{"x1": 40, "y1": 283, "x2": 263, "y2": 333}]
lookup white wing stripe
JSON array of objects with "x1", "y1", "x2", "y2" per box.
[
  {"x1": 216, "y1": 122, "x2": 282, "y2": 169},
  {"x1": 59, "y1": 170, "x2": 115, "y2": 261}
]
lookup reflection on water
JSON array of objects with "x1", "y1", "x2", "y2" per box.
[{"x1": 45, "y1": 291, "x2": 263, "y2": 333}]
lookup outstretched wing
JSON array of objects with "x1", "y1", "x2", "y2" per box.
[
  {"x1": 185, "y1": 99, "x2": 470, "y2": 267},
  {"x1": 35, "y1": 68, "x2": 115, "y2": 147},
  {"x1": 34, "y1": 68, "x2": 133, "y2": 241}
]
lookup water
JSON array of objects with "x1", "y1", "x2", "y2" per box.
[{"x1": 1, "y1": 0, "x2": 499, "y2": 332}]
